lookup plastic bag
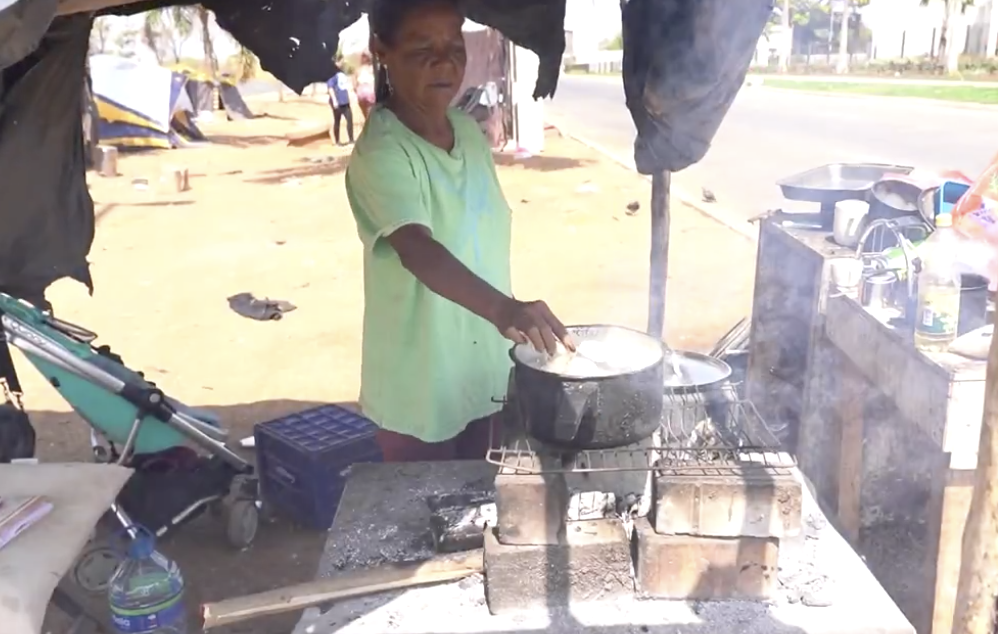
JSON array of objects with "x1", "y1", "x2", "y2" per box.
[{"x1": 951, "y1": 151, "x2": 998, "y2": 289}]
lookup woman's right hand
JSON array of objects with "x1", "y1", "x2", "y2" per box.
[{"x1": 492, "y1": 297, "x2": 575, "y2": 355}]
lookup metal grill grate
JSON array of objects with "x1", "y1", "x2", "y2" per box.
[{"x1": 486, "y1": 385, "x2": 795, "y2": 476}]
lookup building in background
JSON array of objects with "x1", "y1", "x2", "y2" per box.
[{"x1": 861, "y1": 0, "x2": 997, "y2": 59}]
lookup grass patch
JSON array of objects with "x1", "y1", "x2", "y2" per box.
[{"x1": 760, "y1": 78, "x2": 998, "y2": 104}]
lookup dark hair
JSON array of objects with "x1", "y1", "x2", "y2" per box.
[{"x1": 369, "y1": 0, "x2": 463, "y2": 103}]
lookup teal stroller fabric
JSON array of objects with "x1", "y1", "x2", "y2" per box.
[{"x1": 0, "y1": 293, "x2": 198, "y2": 454}]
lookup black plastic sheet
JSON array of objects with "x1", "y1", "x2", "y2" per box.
[
  {"x1": 0, "y1": 15, "x2": 94, "y2": 303},
  {"x1": 622, "y1": 0, "x2": 774, "y2": 174}
]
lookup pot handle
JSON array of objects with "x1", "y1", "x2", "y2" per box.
[{"x1": 554, "y1": 382, "x2": 599, "y2": 444}]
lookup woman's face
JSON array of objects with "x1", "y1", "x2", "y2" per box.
[{"x1": 376, "y1": 2, "x2": 466, "y2": 114}]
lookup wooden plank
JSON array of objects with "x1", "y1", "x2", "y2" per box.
[
  {"x1": 926, "y1": 465, "x2": 974, "y2": 634},
  {"x1": 836, "y1": 360, "x2": 864, "y2": 542},
  {"x1": 201, "y1": 549, "x2": 484, "y2": 629},
  {"x1": 952, "y1": 297, "x2": 998, "y2": 634}
]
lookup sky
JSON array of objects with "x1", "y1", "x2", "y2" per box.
[{"x1": 95, "y1": 0, "x2": 624, "y2": 62}]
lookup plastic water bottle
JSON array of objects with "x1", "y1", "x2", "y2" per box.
[
  {"x1": 914, "y1": 213, "x2": 962, "y2": 352},
  {"x1": 108, "y1": 530, "x2": 188, "y2": 633}
]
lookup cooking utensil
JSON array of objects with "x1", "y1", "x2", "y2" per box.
[
  {"x1": 860, "y1": 270, "x2": 898, "y2": 311},
  {"x1": 661, "y1": 351, "x2": 732, "y2": 389},
  {"x1": 918, "y1": 186, "x2": 939, "y2": 225},
  {"x1": 868, "y1": 178, "x2": 923, "y2": 220},
  {"x1": 660, "y1": 351, "x2": 733, "y2": 444},
  {"x1": 833, "y1": 200, "x2": 870, "y2": 248},
  {"x1": 709, "y1": 317, "x2": 750, "y2": 359},
  {"x1": 510, "y1": 325, "x2": 664, "y2": 449},
  {"x1": 777, "y1": 163, "x2": 915, "y2": 205},
  {"x1": 829, "y1": 257, "x2": 864, "y2": 295},
  {"x1": 959, "y1": 274, "x2": 990, "y2": 336}
]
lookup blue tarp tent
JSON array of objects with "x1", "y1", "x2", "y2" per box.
[{"x1": 89, "y1": 55, "x2": 205, "y2": 149}]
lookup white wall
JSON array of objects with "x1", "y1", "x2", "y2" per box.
[{"x1": 862, "y1": 0, "x2": 997, "y2": 58}]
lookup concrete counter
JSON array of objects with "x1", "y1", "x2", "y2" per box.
[
  {"x1": 746, "y1": 219, "x2": 986, "y2": 634},
  {"x1": 292, "y1": 461, "x2": 913, "y2": 634}
]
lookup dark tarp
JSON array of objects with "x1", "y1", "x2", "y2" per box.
[
  {"x1": 0, "y1": 14, "x2": 94, "y2": 305},
  {"x1": 622, "y1": 0, "x2": 773, "y2": 174},
  {"x1": 218, "y1": 82, "x2": 254, "y2": 120},
  {"x1": 185, "y1": 78, "x2": 215, "y2": 114},
  {"x1": 0, "y1": 0, "x2": 771, "y2": 301}
]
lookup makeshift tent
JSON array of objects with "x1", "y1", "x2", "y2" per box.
[
  {"x1": 183, "y1": 73, "x2": 216, "y2": 115},
  {"x1": 89, "y1": 54, "x2": 205, "y2": 149},
  {"x1": 217, "y1": 80, "x2": 254, "y2": 120}
]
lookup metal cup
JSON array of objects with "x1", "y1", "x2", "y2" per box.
[{"x1": 829, "y1": 257, "x2": 864, "y2": 296}]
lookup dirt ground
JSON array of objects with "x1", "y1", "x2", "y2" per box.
[{"x1": 32, "y1": 95, "x2": 756, "y2": 633}]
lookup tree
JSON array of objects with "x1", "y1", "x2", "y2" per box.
[
  {"x1": 142, "y1": 7, "x2": 195, "y2": 63},
  {"x1": 920, "y1": 0, "x2": 976, "y2": 74},
  {"x1": 769, "y1": 0, "x2": 835, "y2": 71},
  {"x1": 830, "y1": 0, "x2": 872, "y2": 73},
  {"x1": 90, "y1": 16, "x2": 113, "y2": 54},
  {"x1": 601, "y1": 32, "x2": 623, "y2": 51},
  {"x1": 113, "y1": 28, "x2": 139, "y2": 58},
  {"x1": 197, "y1": 6, "x2": 219, "y2": 78},
  {"x1": 776, "y1": 0, "x2": 791, "y2": 72}
]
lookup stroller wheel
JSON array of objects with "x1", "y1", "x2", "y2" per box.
[
  {"x1": 72, "y1": 544, "x2": 124, "y2": 595},
  {"x1": 225, "y1": 500, "x2": 259, "y2": 550}
]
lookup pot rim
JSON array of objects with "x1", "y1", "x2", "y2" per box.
[
  {"x1": 661, "y1": 350, "x2": 733, "y2": 393},
  {"x1": 508, "y1": 323, "x2": 665, "y2": 381}
]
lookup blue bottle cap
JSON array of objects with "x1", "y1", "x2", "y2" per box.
[{"x1": 127, "y1": 535, "x2": 156, "y2": 559}]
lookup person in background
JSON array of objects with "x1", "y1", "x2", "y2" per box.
[
  {"x1": 327, "y1": 67, "x2": 354, "y2": 145},
  {"x1": 352, "y1": 51, "x2": 377, "y2": 121},
  {"x1": 345, "y1": 0, "x2": 574, "y2": 464}
]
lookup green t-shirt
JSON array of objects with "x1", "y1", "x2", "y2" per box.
[{"x1": 345, "y1": 106, "x2": 512, "y2": 443}]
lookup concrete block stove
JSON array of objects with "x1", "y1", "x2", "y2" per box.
[{"x1": 484, "y1": 386, "x2": 801, "y2": 614}]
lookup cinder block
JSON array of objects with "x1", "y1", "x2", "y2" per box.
[
  {"x1": 634, "y1": 517, "x2": 778, "y2": 600},
  {"x1": 484, "y1": 519, "x2": 633, "y2": 614},
  {"x1": 495, "y1": 472, "x2": 569, "y2": 545},
  {"x1": 96, "y1": 145, "x2": 118, "y2": 177},
  {"x1": 652, "y1": 467, "x2": 802, "y2": 538}
]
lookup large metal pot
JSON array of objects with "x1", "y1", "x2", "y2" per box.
[{"x1": 510, "y1": 325, "x2": 664, "y2": 449}]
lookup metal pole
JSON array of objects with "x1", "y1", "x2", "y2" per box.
[{"x1": 647, "y1": 171, "x2": 671, "y2": 340}]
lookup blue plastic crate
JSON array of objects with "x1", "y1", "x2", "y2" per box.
[{"x1": 255, "y1": 404, "x2": 381, "y2": 529}]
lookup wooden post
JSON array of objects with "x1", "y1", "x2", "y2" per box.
[
  {"x1": 647, "y1": 171, "x2": 671, "y2": 339},
  {"x1": 952, "y1": 295, "x2": 998, "y2": 634}
]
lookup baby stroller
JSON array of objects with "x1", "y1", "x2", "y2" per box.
[{"x1": 0, "y1": 292, "x2": 259, "y2": 590}]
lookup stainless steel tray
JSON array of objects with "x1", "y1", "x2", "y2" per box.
[{"x1": 777, "y1": 163, "x2": 914, "y2": 205}]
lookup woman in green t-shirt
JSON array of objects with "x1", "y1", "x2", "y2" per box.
[{"x1": 345, "y1": 0, "x2": 574, "y2": 463}]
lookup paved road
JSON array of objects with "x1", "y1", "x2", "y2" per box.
[{"x1": 546, "y1": 75, "x2": 998, "y2": 219}]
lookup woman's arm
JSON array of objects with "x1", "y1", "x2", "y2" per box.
[
  {"x1": 387, "y1": 225, "x2": 570, "y2": 353},
  {"x1": 387, "y1": 225, "x2": 507, "y2": 325}
]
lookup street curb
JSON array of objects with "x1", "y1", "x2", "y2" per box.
[{"x1": 545, "y1": 119, "x2": 758, "y2": 243}]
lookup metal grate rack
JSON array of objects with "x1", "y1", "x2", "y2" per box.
[{"x1": 486, "y1": 384, "x2": 796, "y2": 476}]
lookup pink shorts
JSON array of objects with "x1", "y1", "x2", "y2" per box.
[{"x1": 356, "y1": 85, "x2": 375, "y2": 105}]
